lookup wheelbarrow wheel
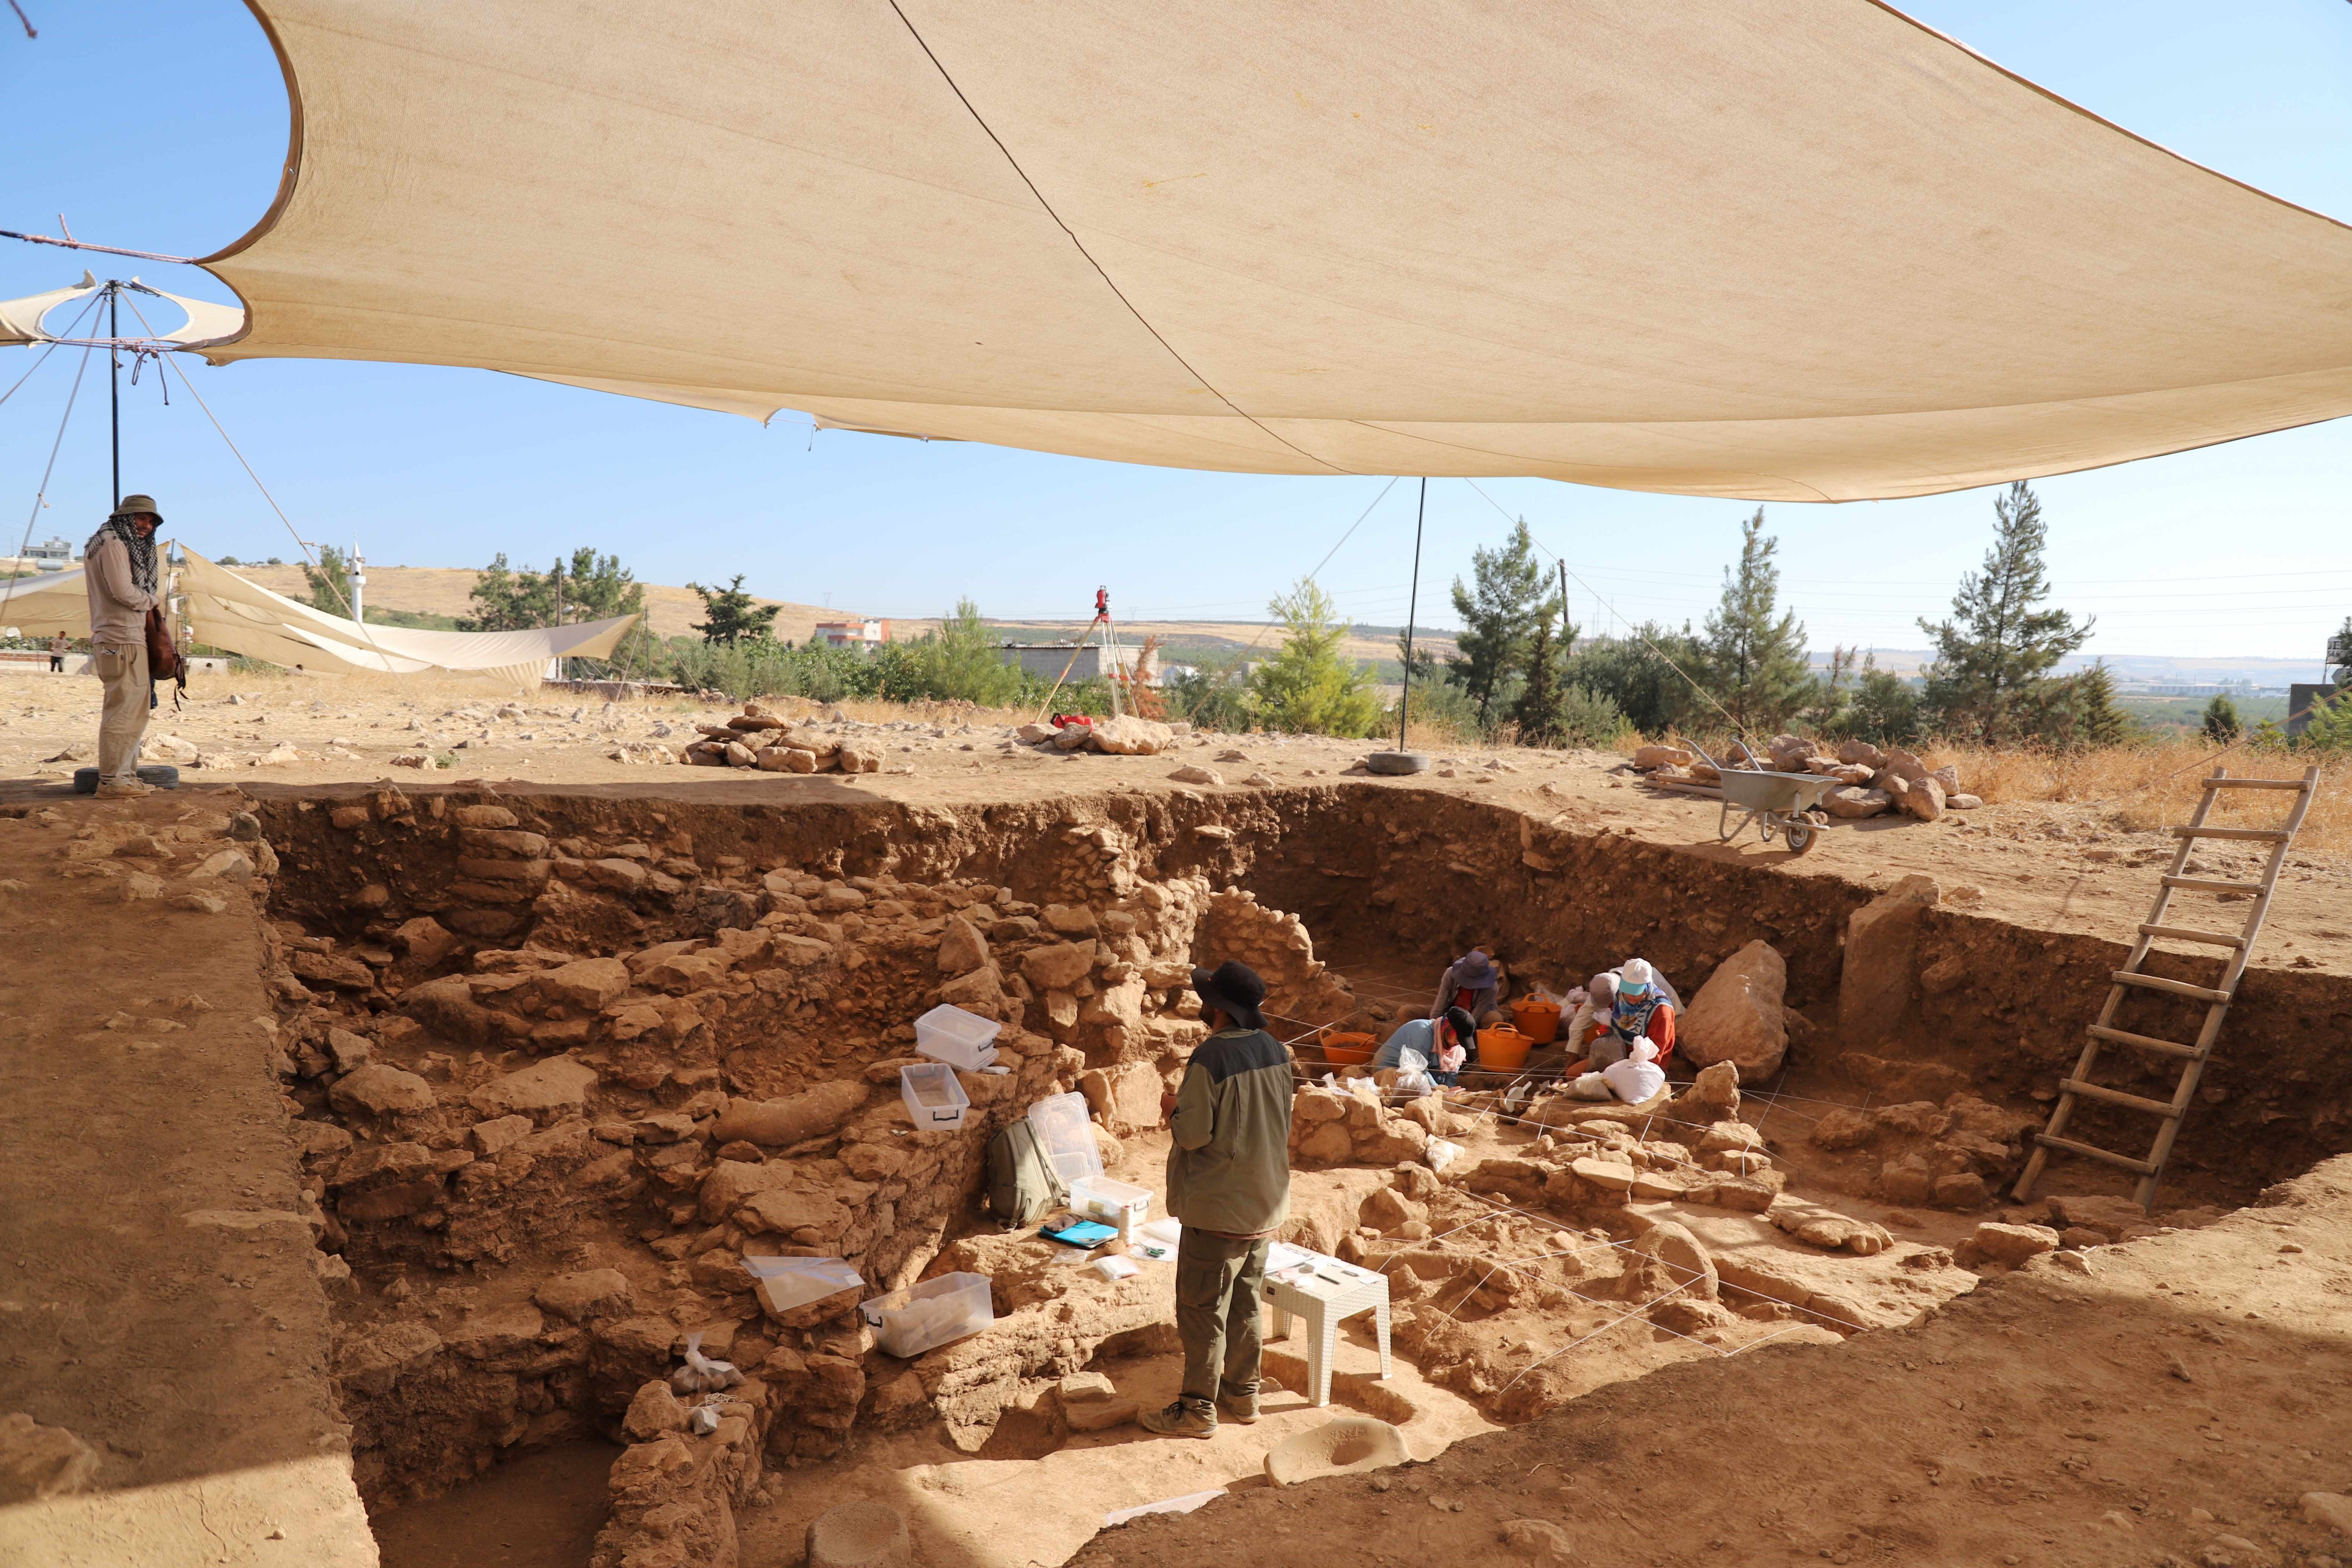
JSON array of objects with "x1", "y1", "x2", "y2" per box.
[{"x1": 1782, "y1": 819, "x2": 1817, "y2": 855}]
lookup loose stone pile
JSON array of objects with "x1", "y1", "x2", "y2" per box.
[
  {"x1": 678, "y1": 701, "x2": 887, "y2": 773},
  {"x1": 1633, "y1": 732, "x2": 1984, "y2": 821}
]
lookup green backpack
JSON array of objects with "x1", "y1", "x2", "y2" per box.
[{"x1": 984, "y1": 1117, "x2": 1065, "y2": 1229}]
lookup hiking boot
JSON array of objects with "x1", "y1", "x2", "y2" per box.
[
  {"x1": 1216, "y1": 1389, "x2": 1260, "y2": 1425},
  {"x1": 94, "y1": 778, "x2": 155, "y2": 799},
  {"x1": 1138, "y1": 1399, "x2": 1216, "y2": 1440}
]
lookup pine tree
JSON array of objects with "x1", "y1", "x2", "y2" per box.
[
  {"x1": 1842, "y1": 655, "x2": 1923, "y2": 744},
  {"x1": 300, "y1": 545, "x2": 356, "y2": 618},
  {"x1": 459, "y1": 552, "x2": 555, "y2": 631},
  {"x1": 2200, "y1": 694, "x2": 2242, "y2": 744},
  {"x1": 1510, "y1": 616, "x2": 1569, "y2": 745},
  {"x1": 1701, "y1": 508, "x2": 1811, "y2": 734},
  {"x1": 1447, "y1": 520, "x2": 1557, "y2": 732},
  {"x1": 686, "y1": 574, "x2": 781, "y2": 645},
  {"x1": 1919, "y1": 481, "x2": 2093, "y2": 743},
  {"x1": 1250, "y1": 578, "x2": 1385, "y2": 737}
]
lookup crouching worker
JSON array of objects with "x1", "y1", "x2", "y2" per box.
[
  {"x1": 1372, "y1": 1005, "x2": 1477, "y2": 1086},
  {"x1": 1430, "y1": 948, "x2": 1507, "y2": 1027},
  {"x1": 1144, "y1": 960, "x2": 1294, "y2": 1439},
  {"x1": 1563, "y1": 957, "x2": 1677, "y2": 1101}
]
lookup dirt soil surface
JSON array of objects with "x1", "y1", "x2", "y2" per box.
[
  {"x1": 1075, "y1": 1156, "x2": 2352, "y2": 1568},
  {"x1": 0, "y1": 786, "x2": 375, "y2": 1566}
]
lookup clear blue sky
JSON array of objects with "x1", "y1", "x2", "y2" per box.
[{"x1": 3, "y1": 2, "x2": 2349, "y2": 670}]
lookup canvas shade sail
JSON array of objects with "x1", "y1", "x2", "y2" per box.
[
  {"x1": 2, "y1": 551, "x2": 637, "y2": 690},
  {"x1": 197, "y1": 0, "x2": 2352, "y2": 502},
  {"x1": 0, "y1": 277, "x2": 245, "y2": 351}
]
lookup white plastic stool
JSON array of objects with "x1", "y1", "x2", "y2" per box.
[{"x1": 1261, "y1": 1251, "x2": 1390, "y2": 1407}]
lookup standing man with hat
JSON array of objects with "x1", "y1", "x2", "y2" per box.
[
  {"x1": 83, "y1": 495, "x2": 164, "y2": 799},
  {"x1": 1142, "y1": 959, "x2": 1294, "y2": 1440}
]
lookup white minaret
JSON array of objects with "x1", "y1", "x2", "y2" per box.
[{"x1": 350, "y1": 539, "x2": 366, "y2": 622}]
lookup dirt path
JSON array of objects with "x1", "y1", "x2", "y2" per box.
[
  {"x1": 0, "y1": 787, "x2": 374, "y2": 1567},
  {"x1": 1073, "y1": 1156, "x2": 2352, "y2": 1568}
]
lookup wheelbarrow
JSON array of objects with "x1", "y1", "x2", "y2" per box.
[{"x1": 1689, "y1": 743, "x2": 1837, "y2": 854}]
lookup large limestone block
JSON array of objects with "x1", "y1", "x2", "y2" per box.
[
  {"x1": 468, "y1": 1055, "x2": 600, "y2": 1123},
  {"x1": 328, "y1": 1062, "x2": 436, "y2": 1115},
  {"x1": 1901, "y1": 774, "x2": 1947, "y2": 821},
  {"x1": 712, "y1": 1079, "x2": 867, "y2": 1147},
  {"x1": 1087, "y1": 716, "x2": 1173, "y2": 755},
  {"x1": 529, "y1": 956, "x2": 631, "y2": 1011},
  {"x1": 1632, "y1": 1219, "x2": 1718, "y2": 1300},
  {"x1": 1822, "y1": 785, "x2": 1890, "y2": 819},
  {"x1": 1838, "y1": 874, "x2": 1941, "y2": 1045},
  {"x1": 1680, "y1": 940, "x2": 1788, "y2": 1080},
  {"x1": 1022, "y1": 940, "x2": 1096, "y2": 990},
  {"x1": 1078, "y1": 1061, "x2": 1163, "y2": 1132},
  {"x1": 0, "y1": 1412, "x2": 98, "y2": 1504},
  {"x1": 936, "y1": 916, "x2": 990, "y2": 976}
]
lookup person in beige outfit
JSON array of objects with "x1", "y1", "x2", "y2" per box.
[{"x1": 83, "y1": 495, "x2": 164, "y2": 799}]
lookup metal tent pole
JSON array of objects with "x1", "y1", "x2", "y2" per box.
[
  {"x1": 107, "y1": 283, "x2": 119, "y2": 507},
  {"x1": 1397, "y1": 477, "x2": 1426, "y2": 751}
]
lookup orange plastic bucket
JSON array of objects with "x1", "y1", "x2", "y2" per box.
[
  {"x1": 1509, "y1": 999, "x2": 1562, "y2": 1044},
  {"x1": 1320, "y1": 1031, "x2": 1377, "y2": 1067},
  {"x1": 1478, "y1": 1025, "x2": 1533, "y2": 1072}
]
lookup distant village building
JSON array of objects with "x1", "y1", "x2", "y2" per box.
[
  {"x1": 24, "y1": 536, "x2": 75, "y2": 571},
  {"x1": 812, "y1": 617, "x2": 890, "y2": 648},
  {"x1": 996, "y1": 642, "x2": 1159, "y2": 684}
]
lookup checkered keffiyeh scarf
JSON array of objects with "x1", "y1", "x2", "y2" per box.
[{"x1": 87, "y1": 514, "x2": 158, "y2": 596}]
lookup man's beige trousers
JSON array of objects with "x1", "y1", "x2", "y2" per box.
[{"x1": 93, "y1": 642, "x2": 149, "y2": 780}]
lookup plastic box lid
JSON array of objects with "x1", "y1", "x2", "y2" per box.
[
  {"x1": 1025, "y1": 1091, "x2": 1104, "y2": 1187},
  {"x1": 914, "y1": 1004, "x2": 1001, "y2": 1069},
  {"x1": 743, "y1": 1255, "x2": 864, "y2": 1315}
]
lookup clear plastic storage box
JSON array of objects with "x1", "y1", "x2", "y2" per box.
[
  {"x1": 861, "y1": 1271, "x2": 994, "y2": 1358},
  {"x1": 914, "y1": 1004, "x2": 1001, "y2": 1070},
  {"x1": 898, "y1": 1061, "x2": 971, "y2": 1130},
  {"x1": 1069, "y1": 1174, "x2": 1151, "y2": 1232},
  {"x1": 1025, "y1": 1091, "x2": 1104, "y2": 1190}
]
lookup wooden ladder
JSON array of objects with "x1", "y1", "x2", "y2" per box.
[{"x1": 2013, "y1": 763, "x2": 2321, "y2": 1211}]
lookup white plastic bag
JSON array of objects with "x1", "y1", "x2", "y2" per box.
[
  {"x1": 670, "y1": 1329, "x2": 744, "y2": 1395},
  {"x1": 1393, "y1": 1047, "x2": 1433, "y2": 1096},
  {"x1": 1091, "y1": 1254, "x2": 1141, "y2": 1282},
  {"x1": 1423, "y1": 1137, "x2": 1463, "y2": 1173}
]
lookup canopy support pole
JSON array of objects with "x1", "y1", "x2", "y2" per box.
[
  {"x1": 106, "y1": 283, "x2": 119, "y2": 508},
  {"x1": 1397, "y1": 477, "x2": 1426, "y2": 752}
]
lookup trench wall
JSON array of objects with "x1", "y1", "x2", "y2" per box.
[{"x1": 257, "y1": 781, "x2": 2352, "y2": 1199}]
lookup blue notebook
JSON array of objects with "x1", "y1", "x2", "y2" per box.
[{"x1": 1041, "y1": 1218, "x2": 1118, "y2": 1248}]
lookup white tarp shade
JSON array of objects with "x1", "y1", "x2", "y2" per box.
[
  {"x1": 192, "y1": 0, "x2": 2352, "y2": 501},
  {"x1": 2, "y1": 550, "x2": 638, "y2": 691},
  {"x1": 0, "y1": 568, "x2": 93, "y2": 635},
  {"x1": 0, "y1": 277, "x2": 246, "y2": 351},
  {"x1": 0, "y1": 274, "x2": 98, "y2": 348}
]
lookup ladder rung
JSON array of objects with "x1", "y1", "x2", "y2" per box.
[
  {"x1": 2161, "y1": 875, "x2": 2265, "y2": 895},
  {"x1": 2137, "y1": 922, "x2": 2245, "y2": 949},
  {"x1": 2033, "y1": 1133, "x2": 2157, "y2": 1175},
  {"x1": 2087, "y1": 1024, "x2": 2202, "y2": 1059},
  {"x1": 2169, "y1": 825, "x2": 2291, "y2": 842},
  {"x1": 2060, "y1": 1078, "x2": 2180, "y2": 1118},
  {"x1": 2199, "y1": 777, "x2": 2309, "y2": 791},
  {"x1": 2112, "y1": 971, "x2": 2233, "y2": 1004}
]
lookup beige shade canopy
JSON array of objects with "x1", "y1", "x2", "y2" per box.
[
  {"x1": 197, "y1": 0, "x2": 2352, "y2": 501},
  {"x1": 0, "y1": 552, "x2": 638, "y2": 691}
]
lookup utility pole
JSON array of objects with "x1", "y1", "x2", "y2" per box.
[
  {"x1": 1398, "y1": 477, "x2": 1426, "y2": 752},
  {"x1": 1558, "y1": 558, "x2": 1571, "y2": 641},
  {"x1": 106, "y1": 282, "x2": 119, "y2": 507}
]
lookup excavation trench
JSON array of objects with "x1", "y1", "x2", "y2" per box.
[{"x1": 243, "y1": 782, "x2": 2352, "y2": 1567}]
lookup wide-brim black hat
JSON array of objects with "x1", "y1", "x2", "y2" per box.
[{"x1": 1191, "y1": 960, "x2": 1268, "y2": 1033}]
